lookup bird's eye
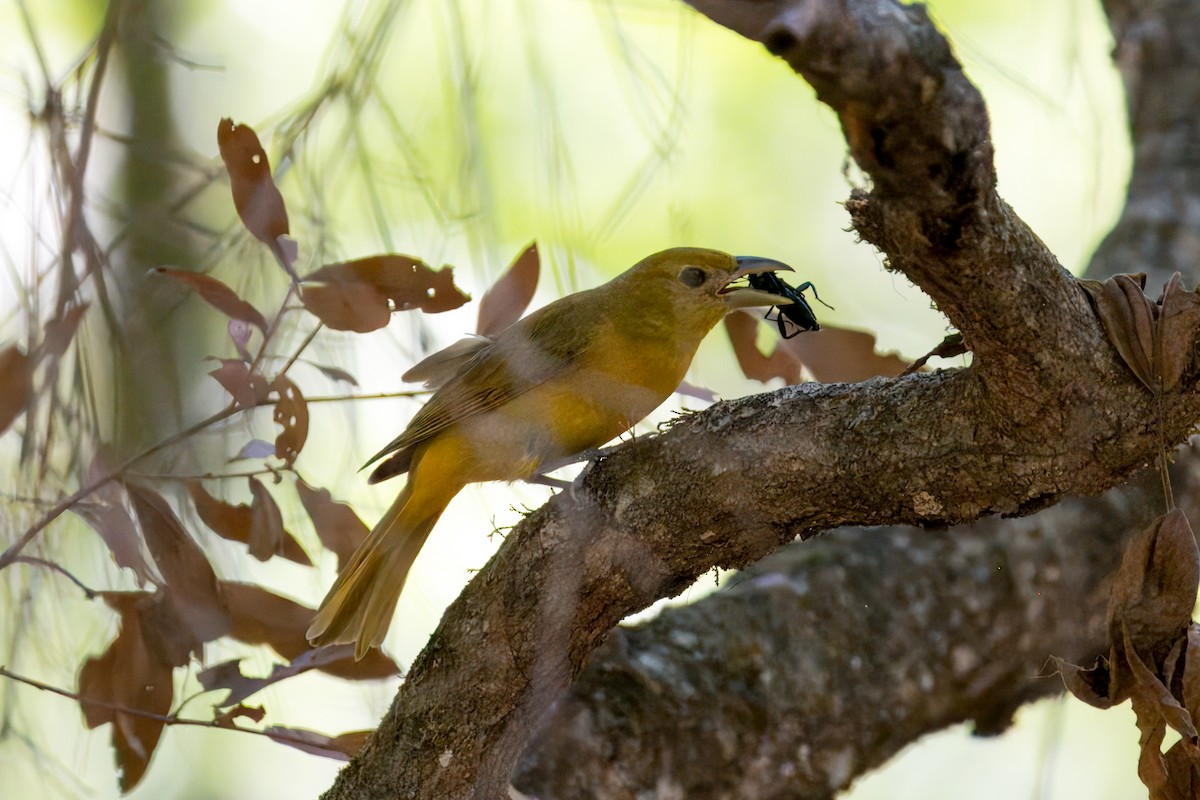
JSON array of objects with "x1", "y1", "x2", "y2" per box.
[{"x1": 678, "y1": 266, "x2": 706, "y2": 288}]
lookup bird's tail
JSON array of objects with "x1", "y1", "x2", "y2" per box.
[{"x1": 306, "y1": 483, "x2": 445, "y2": 660}]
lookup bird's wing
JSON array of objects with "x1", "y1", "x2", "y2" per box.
[
  {"x1": 363, "y1": 297, "x2": 598, "y2": 477},
  {"x1": 401, "y1": 334, "x2": 493, "y2": 389}
]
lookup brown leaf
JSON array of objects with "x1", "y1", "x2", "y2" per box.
[
  {"x1": 295, "y1": 478, "x2": 369, "y2": 570},
  {"x1": 186, "y1": 481, "x2": 310, "y2": 566},
  {"x1": 300, "y1": 255, "x2": 470, "y2": 333},
  {"x1": 903, "y1": 332, "x2": 968, "y2": 376},
  {"x1": 272, "y1": 376, "x2": 308, "y2": 466},
  {"x1": 1124, "y1": 621, "x2": 1195, "y2": 795},
  {"x1": 263, "y1": 725, "x2": 371, "y2": 761},
  {"x1": 125, "y1": 483, "x2": 230, "y2": 645},
  {"x1": 249, "y1": 478, "x2": 286, "y2": 561},
  {"x1": 1155, "y1": 273, "x2": 1200, "y2": 392},
  {"x1": 476, "y1": 242, "x2": 539, "y2": 337},
  {"x1": 155, "y1": 268, "x2": 268, "y2": 332},
  {"x1": 75, "y1": 461, "x2": 153, "y2": 584},
  {"x1": 207, "y1": 359, "x2": 271, "y2": 409},
  {"x1": 42, "y1": 303, "x2": 89, "y2": 359},
  {"x1": 213, "y1": 703, "x2": 266, "y2": 728},
  {"x1": 312, "y1": 363, "x2": 359, "y2": 386},
  {"x1": 1108, "y1": 510, "x2": 1200, "y2": 698},
  {"x1": 781, "y1": 324, "x2": 909, "y2": 382},
  {"x1": 0, "y1": 345, "x2": 34, "y2": 435},
  {"x1": 1048, "y1": 654, "x2": 1116, "y2": 709},
  {"x1": 216, "y1": 119, "x2": 290, "y2": 257},
  {"x1": 1080, "y1": 273, "x2": 1157, "y2": 391},
  {"x1": 219, "y1": 581, "x2": 398, "y2": 681},
  {"x1": 725, "y1": 311, "x2": 803, "y2": 385},
  {"x1": 78, "y1": 593, "x2": 175, "y2": 792}
]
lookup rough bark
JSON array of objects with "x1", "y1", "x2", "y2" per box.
[
  {"x1": 323, "y1": 1, "x2": 1200, "y2": 798},
  {"x1": 510, "y1": 1, "x2": 1200, "y2": 797}
]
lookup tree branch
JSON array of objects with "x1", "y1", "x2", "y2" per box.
[{"x1": 322, "y1": 1, "x2": 1200, "y2": 798}]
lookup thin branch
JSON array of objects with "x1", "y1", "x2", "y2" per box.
[{"x1": 9, "y1": 556, "x2": 98, "y2": 599}]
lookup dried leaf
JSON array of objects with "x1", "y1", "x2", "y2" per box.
[
  {"x1": 248, "y1": 478, "x2": 310, "y2": 563},
  {"x1": 295, "y1": 478, "x2": 369, "y2": 570},
  {"x1": 213, "y1": 703, "x2": 266, "y2": 728},
  {"x1": 186, "y1": 481, "x2": 310, "y2": 565},
  {"x1": 903, "y1": 332, "x2": 968, "y2": 375},
  {"x1": 219, "y1": 581, "x2": 398, "y2": 681},
  {"x1": 1125, "y1": 621, "x2": 1196, "y2": 795},
  {"x1": 1049, "y1": 654, "x2": 1116, "y2": 709},
  {"x1": 216, "y1": 119, "x2": 290, "y2": 262},
  {"x1": 476, "y1": 242, "x2": 539, "y2": 336},
  {"x1": 207, "y1": 358, "x2": 270, "y2": 409},
  {"x1": 1080, "y1": 273, "x2": 1157, "y2": 391},
  {"x1": 1155, "y1": 274, "x2": 1200, "y2": 392},
  {"x1": 1108, "y1": 510, "x2": 1200, "y2": 698},
  {"x1": 272, "y1": 376, "x2": 308, "y2": 466},
  {"x1": 300, "y1": 255, "x2": 470, "y2": 333},
  {"x1": 155, "y1": 268, "x2": 269, "y2": 332},
  {"x1": 781, "y1": 324, "x2": 909, "y2": 382},
  {"x1": 263, "y1": 726, "x2": 371, "y2": 761},
  {"x1": 42, "y1": 303, "x2": 89, "y2": 359},
  {"x1": 725, "y1": 311, "x2": 803, "y2": 385},
  {"x1": 78, "y1": 593, "x2": 175, "y2": 792},
  {"x1": 75, "y1": 461, "x2": 153, "y2": 583},
  {"x1": 125, "y1": 483, "x2": 230, "y2": 645},
  {"x1": 0, "y1": 345, "x2": 34, "y2": 435}
]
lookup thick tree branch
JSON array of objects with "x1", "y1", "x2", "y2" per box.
[
  {"x1": 323, "y1": 2, "x2": 1200, "y2": 798},
  {"x1": 513, "y1": 0, "x2": 1200, "y2": 796}
]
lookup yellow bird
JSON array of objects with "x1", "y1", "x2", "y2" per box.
[{"x1": 306, "y1": 247, "x2": 794, "y2": 659}]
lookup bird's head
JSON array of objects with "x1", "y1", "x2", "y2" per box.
[{"x1": 613, "y1": 247, "x2": 795, "y2": 333}]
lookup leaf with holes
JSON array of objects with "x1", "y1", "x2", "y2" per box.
[
  {"x1": 477, "y1": 242, "x2": 539, "y2": 336},
  {"x1": 156, "y1": 268, "x2": 268, "y2": 332},
  {"x1": 272, "y1": 376, "x2": 308, "y2": 466},
  {"x1": 217, "y1": 118, "x2": 290, "y2": 267},
  {"x1": 301, "y1": 255, "x2": 470, "y2": 333}
]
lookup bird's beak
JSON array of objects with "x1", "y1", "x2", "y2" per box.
[{"x1": 719, "y1": 256, "x2": 795, "y2": 310}]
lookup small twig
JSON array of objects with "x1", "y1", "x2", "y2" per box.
[
  {"x1": 9, "y1": 556, "x2": 98, "y2": 599},
  {"x1": 276, "y1": 322, "x2": 323, "y2": 379},
  {"x1": 0, "y1": 666, "x2": 339, "y2": 752},
  {"x1": 125, "y1": 466, "x2": 285, "y2": 482},
  {"x1": 304, "y1": 390, "x2": 431, "y2": 404}
]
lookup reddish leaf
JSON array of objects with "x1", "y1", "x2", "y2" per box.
[
  {"x1": 248, "y1": 478, "x2": 310, "y2": 563},
  {"x1": 125, "y1": 483, "x2": 230, "y2": 645},
  {"x1": 218, "y1": 581, "x2": 398, "y2": 681},
  {"x1": 216, "y1": 119, "x2": 290, "y2": 263},
  {"x1": 1080, "y1": 273, "x2": 1157, "y2": 391},
  {"x1": 78, "y1": 593, "x2": 176, "y2": 792},
  {"x1": 42, "y1": 303, "x2": 89, "y2": 359},
  {"x1": 207, "y1": 359, "x2": 271, "y2": 409},
  {"x1": 295, "y1": 478, "x2": 369, "y2": 570},
  {"x1": 781, "y1": 324, "x2": 909, "y2": 382},
  {"x1": 272, "y1": 377, "x2": 308, "y2": 466},
  {"x1": 0, "y1": 345, "x2": 34, "y2": 435},
  {"x1": 186, "y1": 481, "x2": 309, "y2": 565},
  {"x1": 213, "y1": 703, "x2": 266, "y2": 728},
  {"x1": 725, "y1": 311, "x2": 802, "y2": 384},
  {"x1": 155, "y1": 268, "x2": 268, "y2": 332},
  {"x1": 476, "y1": 242, "x2": 539, "y2": 336},
  {"x1": 300, "y1": 255, "x2": 470, "y2": 333},
  {"x1": 263, "y1": 726, "x2": 371, "y2": 761}
]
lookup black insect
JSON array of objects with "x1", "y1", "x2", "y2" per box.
[{"x1": 747, "y1": 272, "x2": 832, "y2": 338}]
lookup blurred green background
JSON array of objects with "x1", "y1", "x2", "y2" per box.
[{"x1": 0, "y1": 0, "x2": 1140, "y2": 797}]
